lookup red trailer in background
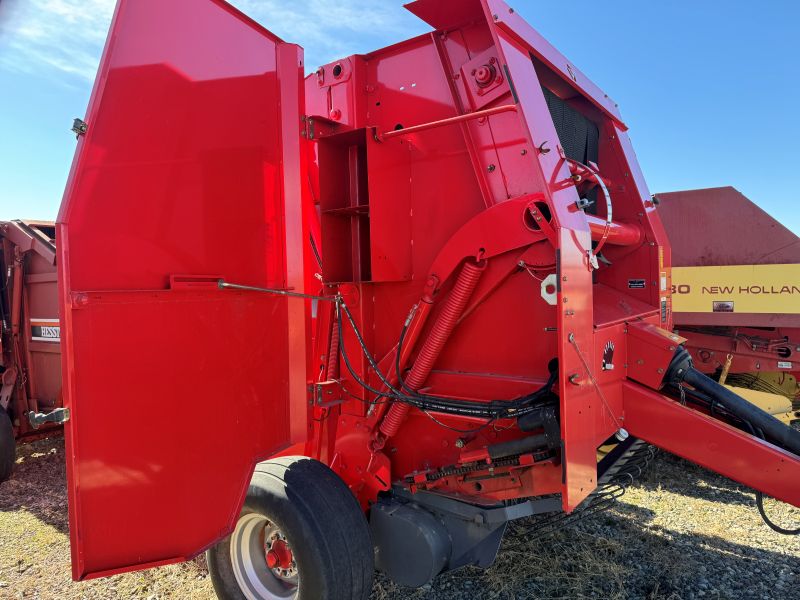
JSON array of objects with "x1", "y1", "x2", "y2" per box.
[
  {"x1": 0, "y1": 220, "x2": 65, "y2": 481},
  {"x1": 656, "y1": 187, "x2": 800, "y2": 425}
]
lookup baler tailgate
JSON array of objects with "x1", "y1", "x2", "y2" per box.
[{"x1": 57, "y1": 0, "x2": 306, "y2": 580}]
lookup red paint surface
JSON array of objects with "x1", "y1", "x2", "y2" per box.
[
  {"x1": 58, "y1": 0, "x2": 305, "y2": 579},
  {"x1": 57, "y1": 0, "x2": 799, "y2": 583}
]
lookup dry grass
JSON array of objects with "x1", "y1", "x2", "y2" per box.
[
  {"x1": 1, "y1": 437, "x2": 798, "y2": 599},
  {"x1": 0, "y1": 438, "x2": 215, "y2": 600}
]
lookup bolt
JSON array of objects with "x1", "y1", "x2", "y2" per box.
[
  {"x1": 487, "y1": 164, "x2": 496, "y2": 172},
  {"x1": 474, "y1": 63, "x2": 494, "y2": 85},
  {"x1": 455, "y1": 438, "x2": 465, "y2": 448},
  {"x1": 521, "y1": 148, "x2": 528, "y2": 155}
]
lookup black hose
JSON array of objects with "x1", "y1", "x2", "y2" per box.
[
  {"x1": 336, "y1": 300, "x2": 556, "y2": 419},
  {"x1": 665, "y1": 346, "x2": 800, "y2": 456},
  {"x1": 680, "y1": 367, "x2": 800, "y2": 457},
  {"x1": 756, "y1": 491, "x2": 800, "y2": 535},
  {"x1": 487, "y1": 433, "x2": 548, "y2": 460},
  {"x1": 665, "y1": 347, "x2": 800, "y2": 534}
]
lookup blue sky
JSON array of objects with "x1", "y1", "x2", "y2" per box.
[{"x1": 1, "y1": 0, "x2": 798, "y2": 234}]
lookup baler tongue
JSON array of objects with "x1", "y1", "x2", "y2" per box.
[{"x1": 625, "y1": 323, "x2": 800, "y2": 510}]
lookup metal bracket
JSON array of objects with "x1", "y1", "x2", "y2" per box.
[
  {"x1": 540, "y1": 273, "x2": 558, "y2": 306},
  {"x1": 71, "y1": 118, "x2": 87, "y2": 139},
  {"x1": 28, "y1": 407, "x2": 70, "y2": 429},
  {"x1": 587, "y1": 250, "x2": 599, "y2": 271},
  {"x1": 314, "y1": 380, "x2": 345, "y2": 407},
  {"x1": 394, "y1": 486, "x2": 561, "y2": 524},
  {"x1": 0, "y1": 367, "x2": 17, "y2": 411}
]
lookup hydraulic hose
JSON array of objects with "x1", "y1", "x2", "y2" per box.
[
  {"x1": 379, "y1": 260, "x2": 485, "y2": 438},
  {"x1": 667, "y1": 347, "x2": 800, "y2": 457},
  {"x1": 487, "y1": 433, "x2": 548, "y2": 460}
]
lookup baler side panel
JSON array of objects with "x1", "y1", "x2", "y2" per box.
[
  {"x1": 58, "y1": 0, "x2": 306, "y2": 580},
  {"x1": 488, "y1": 9, "x2": 597, "y2": 511},
  {"x1": 485, "y1": 2, "x2": 673, "y2": 509}
]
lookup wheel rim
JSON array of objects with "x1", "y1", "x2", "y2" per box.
[{"x1": 230, "y1": 513, "x2": 299, "y2": 600}]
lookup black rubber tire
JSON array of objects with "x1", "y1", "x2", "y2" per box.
[
  {"x1": 0, "y1": 410, "x2": 15, "y2": 483},
  {"x1": 207, "y1": 456, "x2": 373, "y2": 600}
]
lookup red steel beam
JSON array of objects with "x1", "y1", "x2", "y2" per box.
[
  {"x1": 586, "y1": 215, "x2": 642, "y2": 246},
  {"x1": 622, "y1": 381, "x2": 800, "y2": 507},
  {"x1": 381, "y1": 104, "x2": 518, "y2": 140}
]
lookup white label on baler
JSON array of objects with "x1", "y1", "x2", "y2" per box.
[
  {"x1": 31, "y1": 318, "x2": 60, "y2": 342},
  {"x1": 778, "y1": 361, "x2": 793, "y2": 369}
]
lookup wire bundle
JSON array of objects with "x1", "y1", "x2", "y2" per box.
[{"x1": 335, "y1": 300, "x2": 557, "y2": 423}]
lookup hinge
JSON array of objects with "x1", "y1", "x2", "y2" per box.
[{"x1": 71, "y1": 118, "x2": 87, "y2": 139}]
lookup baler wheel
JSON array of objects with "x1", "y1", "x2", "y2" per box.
[
  {"x1": 207, "y1": 456, "x2": 373, "y2": 600},
  {"x1": 0, "y1": 410, "x2": 15, "y2": 483}
]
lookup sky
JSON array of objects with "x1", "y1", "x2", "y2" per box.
[{"x1": 0, "y1": 0, "x2": 798, "y2": 234}]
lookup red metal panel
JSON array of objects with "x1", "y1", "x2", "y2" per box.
[
  {"x1": 623, "y1": 382, "x2": 800, "y2": 507},
  {"x1": 405, "y1": 0, "x2": 485, "y2": 31},
  {"x1": 57, "y1": 0, "x2": 305, "y2": 580},
  {"x1": 486, "y1": 8, "x2": 598, "y2": 511},
  {"x1": 485, "y1": 0, "x2": 624, "y2": 125},
  {"x1": 655, "y1": 187, "x2": 800, "y2": 268}
]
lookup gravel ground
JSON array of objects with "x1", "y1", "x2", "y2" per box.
[{"x1": 1, "y1": 436, "x2": 797, "y2": 599}]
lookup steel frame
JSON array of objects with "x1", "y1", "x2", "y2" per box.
[{"x1": 55, "y1": 0, "x2": 800, "y2": 582}]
